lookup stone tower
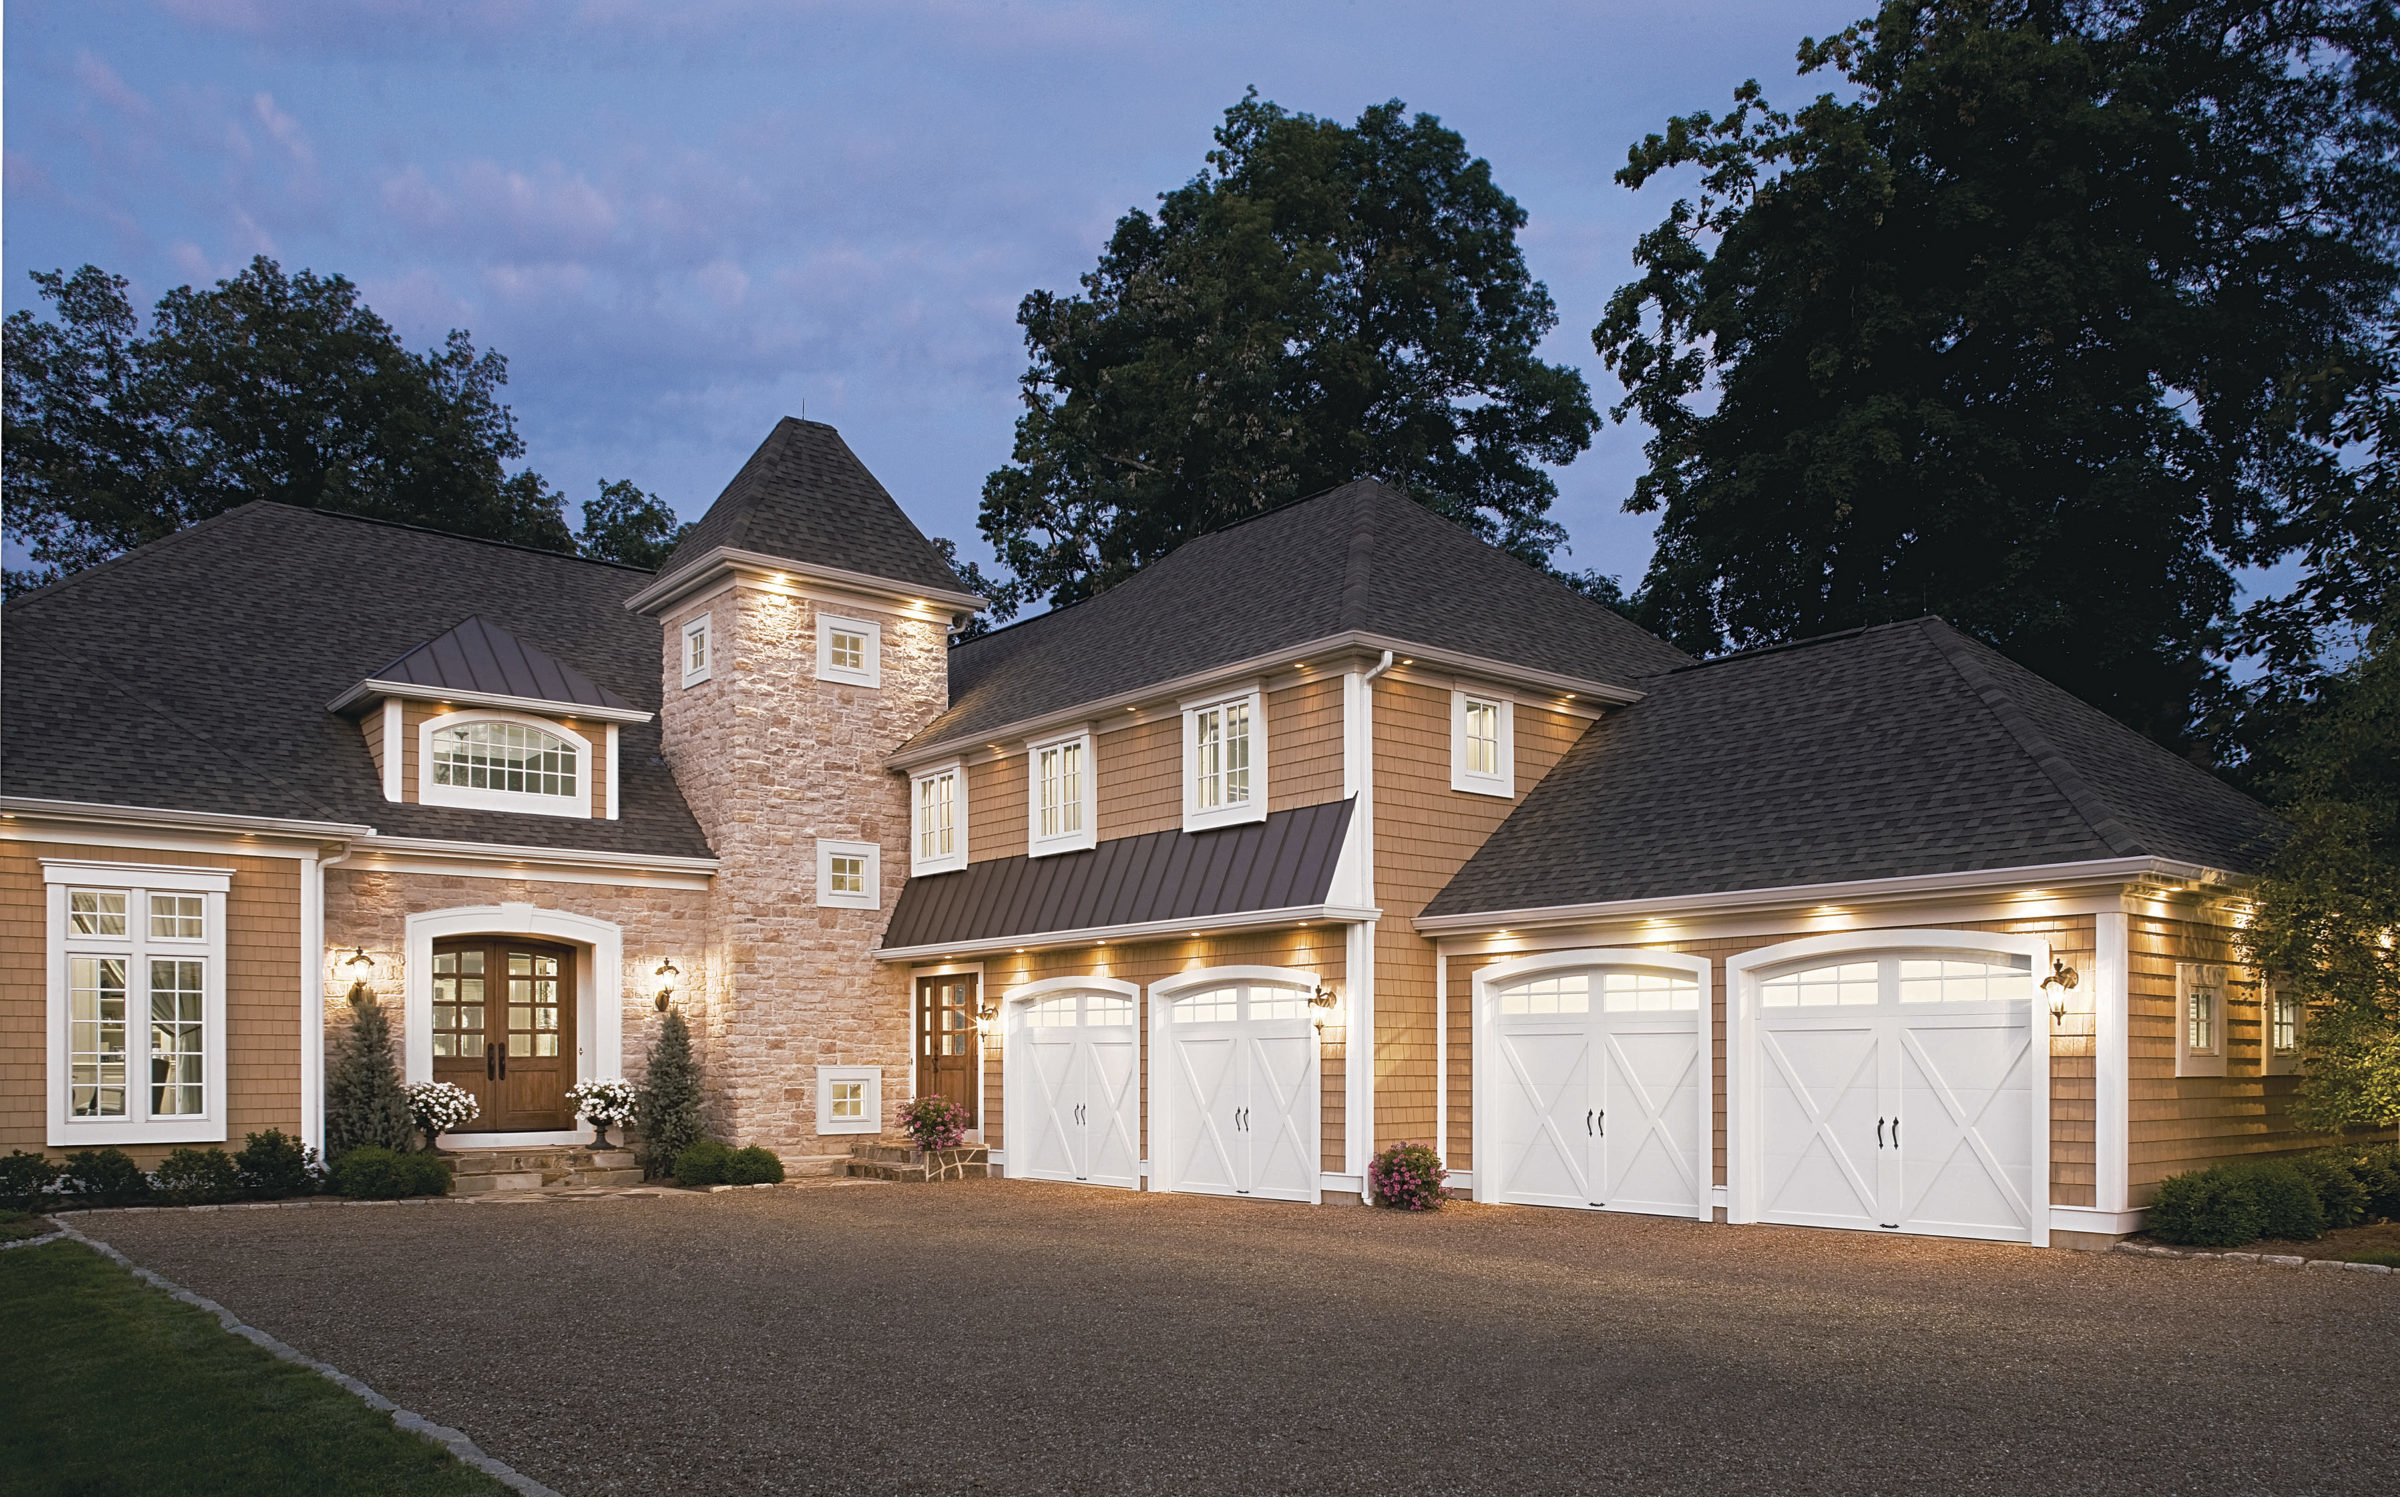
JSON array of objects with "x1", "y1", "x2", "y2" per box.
[{"x1": 629, "y1": 419, "x2": 980, "y2": 1153}]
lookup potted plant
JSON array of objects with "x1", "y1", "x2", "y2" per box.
[
  {"x1": 401, "y1": 1081, "x2": 479, "y2": 1150},
  {"x1": 566, "y1": 1078, "x2": 638, "y2": 1149}
]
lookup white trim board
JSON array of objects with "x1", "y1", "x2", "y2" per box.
[
  {"x1": 626, "y1": 545, "x2": 986, "y2": 619},
  {"x1": 877, "y1": 904, "x2": 1380, "y2": 963},
  {"x1": 328, "y1": 678, "x2": 652, "y2": 724}
]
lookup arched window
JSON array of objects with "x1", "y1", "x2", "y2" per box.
[{"x1": 418, "y1": 713, "x2": 590, "y2": 816}]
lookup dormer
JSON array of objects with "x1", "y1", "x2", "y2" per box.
[{"x1": 329, "y1": 616, "x2": 654, "y2": 820}]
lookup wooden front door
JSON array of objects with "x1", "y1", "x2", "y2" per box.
[
  {"x1": 915, "y1": 973, "x2": 980, "y2": 1127},
  {"x1": 430, "y1": 938, "x2": 578, "y2": 1134}
]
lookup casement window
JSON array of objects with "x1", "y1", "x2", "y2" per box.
[
  {"x1": 1028, "y1": 730, "x2": 1096, "y2": 856},
  {"x1": 43, "y1": 860, "x2": 231, "y2": 1146},
  {"x1": 1450, "y1": 689, "x2": 1516, "y2": 798},
  {"x1": 2175, "y1": 962, "x2": 2228, "y2": 1078},
  {"x1": 816, "y1": 612, "x2": 881, "y2": 688},
  {"x1": 816, "y1": 839, "x2": 881, "y2": 910},
  {"x1": 2264, "y1": 982, "x2": 2304, "y2": 1077},
  {"x1": 1183, "y1": 686, "x2": 1266, "y2": 832},
  {"x1": 911, "y1": 764, "x2": 967, "y2": 875},
  {"x1": 680, "y1": 615, "x2": 712, "y2": 686},
  {"x1": 816, "y1": 1065, "x2": 881, "y2": 1135},
  {"x1": 420, "y1": 712, "x2": 592, "y2": 818}
]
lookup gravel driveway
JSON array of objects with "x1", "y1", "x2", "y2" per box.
[{"x1": 75, "y1": 1180, "x2": 2400, "y2": 1496}]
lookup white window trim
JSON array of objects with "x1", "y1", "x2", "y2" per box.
[
  {"x1": 1182, "y1": 684, "x2": 1267, "y2": 833},
  {"x1": 418, "y1": 709, "x2": 595, "y2": 820},
  {"x1": 1027, "y1": 728, "x2": 1098, "y2": 857},
  {"x1": 43, "y1": 860, "x2": 233, "y2": 1146},
  {"x1": 680, "y1": 615, "x2": 713, "y2": 687},
  {"x1": 816, "y1": 838, "x2": 882, "y2": 910},
  {"x1": 817, "y1": 1064, "x2": 882, "y2": 1135},
  {"x1": 910, "y1": 763, "x2": 968, "y2": 875},
  {"x1": 1450, "y1": 689, "x2": 1516, "y2": 798},
  {"x1": 2175, "y1": 962, "x2": 2228, "y2": 1077},
  {"x1": 815, "y1": 611, "x2": 882, "y2": 688},
  {"x1": 2262, "y1": 981, "x2": 2303, "y2": 1076}
]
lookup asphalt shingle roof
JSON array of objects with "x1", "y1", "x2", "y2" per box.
[
  {"x1": 658, "y1": 418, "x2": 970, "y2": 597},
  {"x1": 360, "y1": 615, "x2": 637, "y2": 713},
  {"x1": 2, "y1": 504, "x2": 713, "y2": 858},
  {"x1": 913, "y1": 479, "x2": 1690, "y2": 751},
  {"x1": 1422, "y1": 617, "x2": 2282, "y2": 918}
]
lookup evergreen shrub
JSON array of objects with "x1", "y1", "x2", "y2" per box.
[
  {"x1": 330, "y1": 1146, "x2": 451, "y2": 1199},
  {"x1": 234, "y1": 1129, "x2": 322, "y2": 1197},
  {"x1": 2234, "y1": 1162, "x2": 2328, "y2": 1240},
  {"x1": 59, "y1": 1148, "x2": 150, "y2": 1206},
  {"x1": 325, "y1": 988, "x2": 415, "y2": 1159},
  {"x1": 636, "y1": 1010, "x2": 704, "y2": 1179},
  {"x1": 150, "y1": 1147, "x2": 240, "y2": 1206},
  {"x1": 672, "y1": 1139, "x2": 734, "y2": 1186},
  {"x1": 723, "y1": 1146, "x2": 785, "y2": 1185},
  {"x1": 2289, "y1": 1153, "x2": 2370, "y2": 1229},
  {"x1": 0, "y1": 1151, "x2": 61, "y2": 1211}
]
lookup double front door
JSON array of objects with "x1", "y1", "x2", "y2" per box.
[{"x1": 430, "y1": 939, "x2": 577, "y2": 1134}]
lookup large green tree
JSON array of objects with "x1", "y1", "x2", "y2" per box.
[
  {"x1": 4, "y1": 257, "x2": 573, "y2": 591},
  {"x1": 1595, "y1": 0, "x2": 2400, "y2": 750},
  {"x1": 979, "y1": 92, "x2": 1601, "y2": 615}
]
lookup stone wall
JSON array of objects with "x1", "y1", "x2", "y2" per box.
[{"x1": 657, "y1": 580, "x2": 950, "y2": 1155}]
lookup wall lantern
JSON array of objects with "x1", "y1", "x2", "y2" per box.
[
  {"x1": 2040, "y1": 958, "x2": 2079, "y2": 1027},
  {"x1": 654, "y1": 958, "x2": 681, "y2": 1012},
  {"x1": 342, "y1": 948, "x2": 375, "y2": 1007},
  {"x1": 976, "y1": 1003, "x2": 999, "y2": 1039},
  {"x1": 1309, "y1": 981, "x2": 1340, "y2": 1033}
]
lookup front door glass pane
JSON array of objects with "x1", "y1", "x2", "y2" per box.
[
  {"x1": 509, "y1": 951, "x2": 562, "y2": 1057},
  {"x1": 432, "y1": 949, "x2": 486, "y2": 1058}
]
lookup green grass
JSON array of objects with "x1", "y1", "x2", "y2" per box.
[{"x1": 0, "y1": 1240, "x2": 511, "y2": 1496}]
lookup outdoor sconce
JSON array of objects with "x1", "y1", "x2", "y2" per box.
[
  {"x1": 342, "y1": 948, "x2": 375, "y2": 1007},
  {"x1": 2040, "y1": 958, "x2": 2079, "y2": 1027},
  {"x1": 976, "y1": 1004, "x2": 998, "y2": 1039},
  {"x1": 1309, "y1": 982, "x2": 1340, "y2": 1032},
  {"x1": 654, "y1": 958, "x2": 680, "y2": 1012}
]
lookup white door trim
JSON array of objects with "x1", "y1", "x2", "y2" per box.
[
  {"x1": 1148, "y1": 965, "x2": 1322, "y2": 1204},
  {"x1": 1469, "y1": 948, "x2": 1713, "y2": 1219},
  {"x1": 1726, "y1": 929, "x2": 2051, "y2": 1247}
]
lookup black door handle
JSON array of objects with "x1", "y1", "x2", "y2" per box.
[
  {"x1": 1892, "y1": 1117, "x2": 1899, "y2": 1150},
  {"x1": 1597, "y1": 1110, "x2": 1605, "y2": 1137},
  {"x1": 1877, "y1": 1118, "x2": 1885, "y2": 1148},
  {"x1": 486, "y1": 1046, "x2": 495, "y2": 1081},
  {"x1": 1585, "y1": 1109, "x2": 1594, "y2": 1136}
]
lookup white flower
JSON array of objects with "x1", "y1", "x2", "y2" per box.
[
  {"x1": 404, "y1": 1081, "x2": 480, "y2": 1135},
  {"x1": 565, "y1": 1078, "x2": 638, "y2": 1127}
]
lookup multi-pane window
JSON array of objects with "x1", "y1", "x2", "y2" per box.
[
  {"x1": 49, "y1": 866, "x2": 223, "y2": 1139},
  {"x1": 830, "y1": 1079, "x2": 866, "y2": 1122},
  {"x1": 2187, "y1": 985, "x2": 2215, "y2": 1052},
  {"x1": 816, "y1": 612, "x2": 880, "y2": 686},
  {"x1": 508, "y1": 951, "x2": 563, "y2": 1058},
  {"x1": 816, "y1": 839, "x2": 880, "y2": 910},
  {"x1": 829, "y1": 855, "x2": 866, "y2": 896},
  {"x1": 431, "y1": 720, "x2": 579, "y2": 799},
  {"x1": 828, "y1": 628, "x2": 866, "y2": 674},
  {"x1": 1030, "y1": 733, "x2": 1093, "y2": 853},
  {"x1": 1185, "y1": 692, "x2": 1260, "y2": 831},
  {"x1": 1452, "y1": 691, "x2": 1514, "y2": 796},
  {"x1": 1464, "y1": 700, "x2": 1500, "y2": 776},
  {"x1": 1763, "y1": 955, "x2": 2030, "y2": 1010},
  {"x1": 2174, "y1": 963, "x2": 2229, "y2": 1077},
  {"x1": 431, "y1": 949, "x2": 488, "y2": 1058},
  {"x1": 912, "y1": 767, "x2": 964, "y2": 873},
  {"x1": 681, "y1": 615, "x2": 712, "y2": 686},
  {"x1": 2271, "y1": 987, "x2": 2301, "y2": 1054}
]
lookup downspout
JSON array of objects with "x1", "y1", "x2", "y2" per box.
[{"x1": 303, "y1": 840, "x2": 356, "y2": 1158}]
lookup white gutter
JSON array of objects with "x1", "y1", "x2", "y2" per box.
[
  {"x1": 891, "y1": 630, "x2": 1644, "y2": 770},
  {"x1": 326, "y1": 678, "x2": 653, "y2": 724},
  {"x1": 0, "y1": 797, "x2": 376, "y2": 840},
  {"x1": 874, "y1": 903, "x2": 1382, "y2": 964},
  {"x1": 1410, "y1": 856, "x2": 2237, "y2": 934},
  {"x1": 625, "y1": 544, "x2": 986, "y2": 618}
]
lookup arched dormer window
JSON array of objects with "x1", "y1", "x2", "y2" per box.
[{"x1": 418, "y1": 711, "x2": 592, "y2": 818}]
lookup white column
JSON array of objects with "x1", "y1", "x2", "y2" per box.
[
  {"x1": 380, "y1": 699, "x2": 403, "y2": 801},
  {"x1": 1339, "y1": 668, "x2": 1378, "y2": 1185},
  {"x1": 299, "y1": 851, "x2": 326, "y2": 1155},
  {"x1": 606, "y1": 723, "x2": 622, "y2": 820},
  {"x1": 1434, "y1": 941, "x2": 1449, "y2": 1168},
  {"x1": 2095, "y1": 910, "x2": 2131, "y2": 1218}
]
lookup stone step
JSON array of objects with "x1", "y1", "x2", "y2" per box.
[
  {"x1": 785, "y1": 1154, "x2": 851, "y2": 1178},
  {"x1": 449, "y1": 1151, "x2": 570, "y2": 1176},
  {"x1": 565, "y1": 1168, "x2": 644, "y2": 1188},
  {"x1": 586, "y1": 1150, "x2": 637, "y2": 1171},
  {"x1": 845, "y1": 1143, "x2": 990, "y2": 1183},
  {"x1": 453, "y1": 1170, "x2": 547, "y2": 1195}
]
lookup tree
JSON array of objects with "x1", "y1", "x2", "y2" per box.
[
  {"x1": 930, "y1": 537, "x2": 1009, "y2": 640},
  {"x1": 2240, "y1": 612, "x2": 2400, "y2": 1141},
  {"x1": 3, "y1": 257, "x2": 572, "y2": 592},
  {"x1": 578, "y1": 478, "x2": 691, "y2": 569},
  {"x1": 979, "y1": 91, "x2": 1600, "y2": 614},
  {"x1": 324, "y1": 986, "x2": 416, "y2": 1160},
  {"x1": 1594, "y1": 0, "x2": 2400, "y2": 751},
  {"x1": 634, "y1": 1008, "x2": 703, "y2": 1178}
]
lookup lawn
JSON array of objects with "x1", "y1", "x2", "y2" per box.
[{"x1": 0, "y1": 1238, "x2": 509, "y2": 1497}]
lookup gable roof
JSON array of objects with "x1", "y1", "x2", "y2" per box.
[
  {"x1": 655, "y1": 418, "x2": 969, "y2": 597},
  {"x1": 909, "y1": 478, "x2": 1690, "y2": 752},
  {"x1": 1422, "y1": 617, "x2": 2282, "y2": 919},
  {"x1": 2, "y1": 503, "x2": 712, "y2": 859},
  {"x1": 333, "y1": 614, "x2": 642, "y2": 717}
]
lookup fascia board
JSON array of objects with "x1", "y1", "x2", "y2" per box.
[
  {"x1": 625, "y1": 545, "x2": 986, "y2": 618},
  {"x1": 873, "y1": 902, "x2": 1382, "y2": 963},
  {"x1": 0, "y1": 796, "x2": 375, "y2": 841},
  {"x1": 328, "y1": 679, "x2": 654, "y2": 724},
  {"x1": 1411, "y1": 857, "x2": 2236, "y2": 934},
  {"x1": 888, "y1": 629, "x2": 1647, "y2": 771}
]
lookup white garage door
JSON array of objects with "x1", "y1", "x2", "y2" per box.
[
  {"x1": 1005, "y1": 985, "x2": 1140, "y2": 1189},
  {"x1": 1748, "y1": 953, "x2": 2038, "y2": 1242},
  {"x1": 1155, "y1": 980, "x2": 1318, "y2": 1203},
  {"x1": 1487, "y1": 966, "x2": 1706, "y2": 1217}
]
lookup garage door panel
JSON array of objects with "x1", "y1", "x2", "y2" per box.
[
  {"x1": 1602, "y1": 1031, "x2": 1702, "y2": 1217},
  {"x1": 1166, "y1": 1034, "x2": 1242, "y2": 1197},
  {"x1": 1154, "y1": 982, "x2": 1322, "y2": 1204},
  {"x1": 1494, "y1": 1028, "x2": 1592, "y2": 1208},
  {"x1": 1086, "y1": 1031, "x2": 1141, "y2": 1190},
  {"x1": 1017, "y1": 1034, "x2": 1082, "y2": 1184},
  {"x1": 1247, "y1": 1032, "x2": 1320, "y2": 1203},
  {"x1": 1757, "y1": 1026, "x2": 1882, "y2": 1230},
  {"x1": 1898, "y1": 1019, "x2": 2032, "y2": 1239}
]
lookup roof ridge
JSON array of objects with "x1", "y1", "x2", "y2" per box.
[
  {"x1": 1916, "y1": 619, "x2": 2147, "y2": 858},
  {"x1": 1338, "y1": 487, "x2": 1376, "y2": 631},
  {"x1": 95, "y1": 671, "x2": 350, "y2": 824}
]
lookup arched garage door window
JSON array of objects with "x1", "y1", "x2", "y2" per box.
[
  {"x1": 1472, "y1": 951, "x2": 1712, "y2": 1219},
  {"x1": 1729, "y1": 934, "x2": 2049, "y2": 1246}
]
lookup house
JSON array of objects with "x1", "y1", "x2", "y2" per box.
[{"x1": 0, "y1": 417, "x2": 2300, "y2": 1246}]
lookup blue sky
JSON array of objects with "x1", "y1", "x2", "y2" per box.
[{"x1": 4, "y1": 0, "x2": 1868, "y2": 586}]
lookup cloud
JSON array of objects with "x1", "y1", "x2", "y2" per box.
[
  {"x1": 250, "y1": 92, "x2": 314, "y2": 168},
  {"x1": 72, "y1": 51, "x2": 154, "y2": 118},
  {"x1": 381, "y1": 160, "x2": 618, "y2": 257}
]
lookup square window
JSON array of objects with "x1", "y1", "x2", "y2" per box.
[
  {"x1": 681, "y1": 615, "x2": 712, "y2": 686},
  {"x1": 1183, "y1": 688, "x2": 1266, "y2": 832},
  {"x1": 1451, "y1": 690, "x2": 1515, "y2": 797},
  {"x1": 815, "y1": 612, "x2": 881, "y2": 687},
  {"x1": 816, "y1": 1065, "x2": 881, "y2": 1135},
  {"x1": 1029, "y1": 731, "x2": 1096, "y2": 855},
  {"x1": 149, "y1": 893, "x2": 205, "y2": 941},
  {"x1": 70, "y1": 890, "x2": 127, "y2": 937},
  {"x1": 816, "y1": 839, "x2": 880, "y2": 909},
  {"x1": 910, "y1": 765, "x2": 966, "y2": 874}
]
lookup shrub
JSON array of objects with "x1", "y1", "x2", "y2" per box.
[
  {"x1": 0, "y1": 1151, "x2": 61, "y2": 1211},
  {"x1": 2234, "y1": 1162, "x2": 2327, "y2": 1240},
  {"x1": 636, "y1": 1009, "x2": 704, "y2": 1179},
  {"x1": 234, "y1": 1129, "x2": 322, "y2": 1198},
  {"x1": 1368, "y1": 1141, "x2": 1449, "y2": 1211},
  {"x1": 672, "y1": 1138, "x2": 734, "y2": 1187},
  {"x1": 2147, "y1": 1168, "x2": 2265, "y2": 1247},
  {"x1": 899, "y1": 1096, "x2": 969, "y2": 1152},
  {"x1": 330, "y1": 1146, "x2": 451, "y2": 1200},
  {"x1": 325, "y1": 989, "x2": 415, "y2": 1158},
  {"x1": 723, "y1": 1146, "x2": 785, "y2": 1185},
  {"x1": 2290, "y1": 1153, "x2": 2370, "y2": 1230},
  {"x1": 59, "y1": 1148, "x2": 150, "y2": 1207},
  {"x1": 2325, "y1": 1144, "x2": 2400, "y2": 1220},
  {"x1": 150, "y1": 1148, "x2": 240, "y2": 1206}
]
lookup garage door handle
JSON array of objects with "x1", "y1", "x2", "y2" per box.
[
  {"x1": 1585, "y1": 1109, "x2": 1594, "y2": 1136},
  {"x1": 1892, "y1": 1117, "x2": 1899, "y2": 1150},
  {"x1": 1597, "y1": 1110, "x2": 1605, "y2": 1137},
  {"x1": 1877, "y1": 1118, "x2": 1885, "y2": 1149}
]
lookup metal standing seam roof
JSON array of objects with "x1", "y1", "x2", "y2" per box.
[
  {"x1": 353, "y1": 615, "x2": 639, "y2": 713},
  {"x1": 881, "y1": 798, "x2": 1356, "y2": 951}
]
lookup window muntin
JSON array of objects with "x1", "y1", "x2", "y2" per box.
[
  {"x1": 1499, "y1": 974, "x2": 1589, "y2": 1015},
  {"x1": 828, "y1": 855, "x2": 866, "y2": 897},
  {"x1": 70, "y1": 890, "x2": 127, "y2": 937},
  {"x1": 828, "y1": 628, "x2": 866, "y2": 674},
  {"x1": 149, "y1": 959, "x2": 206, "y2": 1116},
  {"x1": 830, "y1": 1079, "x2": 866, "y2": 1121},
  {"x1": 69, "y1": 955, "x2": 129, "y2": 1117},
  {"x1": 432, "y1": 720, "x2": 580, "y2": 799},
  {"x1": 1171, "y1": 986, "x2": 1239, "y2": 1024},
  {"x1": 1183, "y1": 689, "x2": 1265, "y2": 831},
  {"x1": 432, "y1": 948, "x2": 487, "y2": 1059},
  {"x1": 1039, "y1": 740, "x2": 1083, "y2": 839},
  {"x1": 1465, "y1": 700, "x2": 1500, "y2": 776},
  {"x1": 1168, "y1": 982, "x2": 1308, "y2": 1024},
  {"x1": 507, "y1": 951, "x2": 563, "y2": 1058},
  {"x1": 2187, "y1": 986, "x2": 2214, "y2": 1052},
  {"x1": 1763, "y1": 955, "x2": 2030, "y2": 1010},
  {"x1": 150, "y1": 894, "x2": 204, "y2": 941},
  {"x1": 2270, "y1": 987, "x2": 2301, "y2": 1055},
  {"x1": 681, "y1": 615, "x2": 712, "y2": 686},
  {"x1": 911, "y1": 766, "x2": 965, "y2": 873},
  {"x1": 48, "y1": 864, "x2": 226, "y2": 1140}
]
